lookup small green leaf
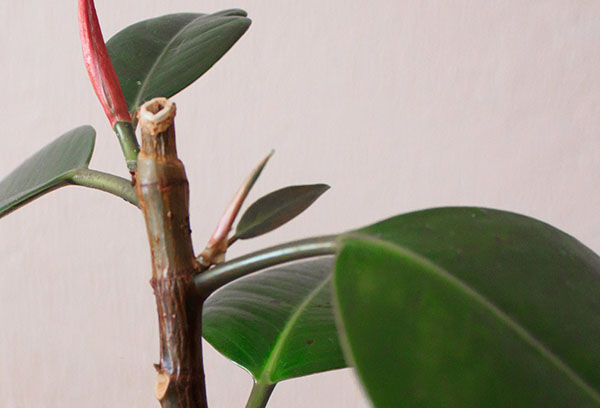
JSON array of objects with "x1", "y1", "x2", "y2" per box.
[
  {"x1": 334, "y1": 207, "x2": 600, "y2": 407},
  {"x1": 0, "y1": 126, "x2": 96, "y2": 218},
  {"x1": 203, "y1": 258, "x2": 347, "y2": 384},
  {"x1": 235, "y1": 184, "x2": 330, "y2": 240},
  {"x1": 107, "y1": 10, "x2": 251, "y2": 114}
]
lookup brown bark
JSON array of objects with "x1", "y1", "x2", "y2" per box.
[{"x1": 135, "y1": 98, "x2": 207, "y2": 408}]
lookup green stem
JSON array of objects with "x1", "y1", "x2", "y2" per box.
[
  {"x1": 114, "y1": 121, "x2": 140, "y2": 173},
  {"x1": 245, "y1": 382, "x2": 276, "y2": 408},
  {"x1": 194, "y1": 235, "x2": 338, "y2": 296},
  {"x1": 70, "y1": 168, "x2": 138, "y2": 207}
]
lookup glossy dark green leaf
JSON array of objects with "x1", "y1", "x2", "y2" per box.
[
  {"x1": 107, "y1": 10, "x2": 251, "y2": 114},
  {"x1": 203, "y1": 257, "x2": 347, "y2": 384},
  {"x1": 0, "y1": 126, "x2": 96, "y2": 218},
  {"x1": 334, "y1": 207, "x2": 600, "y2": 407},
  {"x1": 235, "y1": 184, "x2": 330, "y2": 240}
]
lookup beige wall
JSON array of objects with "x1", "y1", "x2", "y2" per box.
[{"x1": 1, "y1": 1, "x2": 599, "y2": 406}]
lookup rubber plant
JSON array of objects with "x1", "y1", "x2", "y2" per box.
[{"x1": 1, "y1": 2, "x2": 599, "y2": 407}]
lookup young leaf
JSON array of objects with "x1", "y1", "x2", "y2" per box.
[
  {"x1": 0, "y1": 126, "x2": 96, "y2": 218},
  {"x1": 202, "y1": 258, "x2": 347, "y2": 384},
  {"x1": 78, "y1": 0, "x2": 137, "y2": 172},
  {"x1": 334, "y1": 208, "x2": 600, "y2": 407},
  {"x1": 78, "y1": 0, "x2": 131, "y2": 126},
  {"x1": 234, "y1": 184, "x2": 330, "y2": 240},
  {"x1": 106, "y1": 10, "x2": 251, "y2": 115},
  {"x1": 199, "y1": 151, "x2": 272, "y2": 268}
]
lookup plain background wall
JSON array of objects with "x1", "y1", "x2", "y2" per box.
[{"x1": 1, "y1": 1, "x2": 599, "y2": 406}]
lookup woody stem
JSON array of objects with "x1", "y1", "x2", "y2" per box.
[{"x1": 135, "y1": 97, "x2": 207, "y2": 408}]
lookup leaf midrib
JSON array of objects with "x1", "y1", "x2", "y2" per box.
[
  {"x1": 257, "y1": 274, "x2": 332, "y2": 384},
  {"x1": 343, "y1": 233, "x2": 600, "y2": 404},
  {"x1": 237, "y1": 186, "x2": 326, "y2": 239},
  {"x1": 0, "y1": 176, "x2": 69, "y2": 216},
  {"x1": 1, "y1": 169, "x2": 75, "y2": 203},
  {"x1": 243, "y1": 197, "x2": 303, "y2": 236},
  {"x1": 132, "y1": 15, "x2": 240, "y2": 111}
]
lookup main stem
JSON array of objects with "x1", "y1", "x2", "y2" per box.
[{"x1": 135, "y1": 98, "x2": 207, "y2": 408}]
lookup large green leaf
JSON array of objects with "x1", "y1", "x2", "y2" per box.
[
  {"x1": 0, "y1": 126, "x2": 96, "y2": 218},
  {"x1": 107, "y1": 10, "x2": 251, "y2": 114},
  {"x1": 334, "y1": 207, "x2": 600, "y2": 407},
  {"x1": 235, "y1": 184, "x2": 330, "y2": 240},
  {"x1": 203, "y1": 258, "x2": 347, "y2": 385}
]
